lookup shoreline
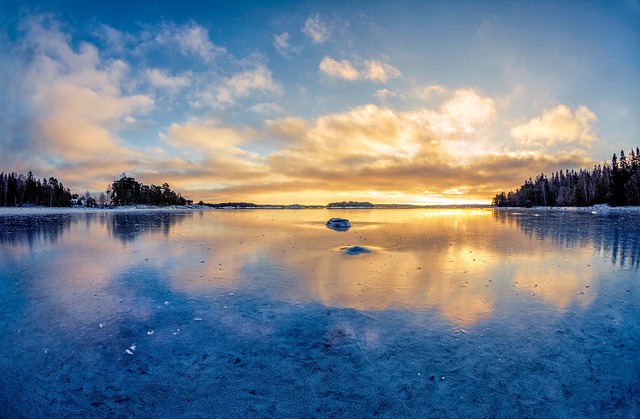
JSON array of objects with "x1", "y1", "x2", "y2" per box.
[
  {"x1": 493, "y1": 204, "x2": 640, "y2": 215},
  {"x1": 0, "y1": 205, "x2": 210, "y2": 216},
  {"x1": 0, "y1": 203, "x2": 638, "y2": 217}
]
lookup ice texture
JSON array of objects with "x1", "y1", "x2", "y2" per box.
[{"x1": 1, "y1": 208, "x2": 639, "y2": 417}]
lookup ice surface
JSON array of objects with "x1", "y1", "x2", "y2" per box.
[{"x1": 1, "y1": 208, "x2": 639, "y2": 417}]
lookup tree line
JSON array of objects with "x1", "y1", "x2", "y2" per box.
[
  {"x1": 493, "y1": 146, "x2": 640, "y2": 207},
  {"x1": 327, "y1": 201, "x2": 375, "y2": 208},
  {"x1": 0, "y1": 171, "x2": 72, "y2": 207},
  {"x1": 0, "y1": 171, "x2": 192, "y2": 207},
  {"x1": 107, "y1": 174, "x2": 191, "y2": 206}
]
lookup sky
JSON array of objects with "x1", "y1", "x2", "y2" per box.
[{"x1": 0, "y1": 0, "x2": 639, "y2": 205}]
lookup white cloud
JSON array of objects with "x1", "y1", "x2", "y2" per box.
[
  {"x1": 302, "y1": 13, "x2": 330, "y2": 44},
  {"x1": 146, "y1": 68, "x2": 191, "y2": 90},
  {"x1": 215, "y1": 65, "x2": 283, "y2": 105},
  {"x1": 153, "y1": 22, "x2": 226, "y2": 62},
  {"x1": 319, "y1": 57, "x2": 359, "y2": 80},
  {"x1": 94, "y1": 24, "x2": 134, "y2": 53},
  {"x1": 511, "y1": 104, "x2": 597, "y2": 147},
  {"x1": 273, "y1": 32, "x2": 301, "y2": 57},
  {"x1": 440, "y1": 89, "x2": 497, "y2": 133},
  {"x1": 274, "y1": 32, "x2": 290, "y2": 55}
]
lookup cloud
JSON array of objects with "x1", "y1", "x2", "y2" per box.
[
  {"x1": 302, "y1": 13, "x2": 330, "y2": 44},
  {"x1": 511, "y1": 104, "x2": 597, "y2": 147},
  {"x1": 262, "y1": 91, "x2": 503, "y2": 201},
  {"x1": 319, "y1": 57, "x2": 359, "y2": 80},
  {"x1": 439, "y1": 89, "x2": 497, "y2": 134},
  {"x1": 148, "y1": 92, "x2": 505, "y2": 203},
  {"x1": 159, "y1": 118, "x2": 269, "y2": 189},
  {"x1": 0, "y1": 14, "x2": 601, "y2": 205},
  {"x1": 363, "y1": 60, "x2": 401, "y2": 82},
  {"x1": 94, "y1": 24, "x2": 135, "y2": 54},
  {"x1": 0, "y1": 15, "x2": 155, "y2": 188},
  {"x1": 250, "y1": 102, "x2": 285, "y2": 114},
  {"x1": 418, "y1": 85, "x2": 449, "y2": 99},
  {"x1": 319, "y1": 57, "x2": 401, "y2": 83},
  {"x1": 13, "y1": 14, "x2": 154, "y2": 168},
  {"x1": 146, "y1": 68, "x2": 191, "y2": 90},
  {"x1": 273, "y1": 32, "x2": 291, "y2": 55},
  {"x1": 154, "y1": 21, "x2": 226, "y2": 62},
  {"x1": 273, "y1": 32, "x2": 301, "y2": 57},
  {"x1": 265, "y1": 117, "x2": 311, "y2": 143},
  {"x1": 214, "y1": 65, "x2": 283, "y2": 105},
  {"x1": 374, "y1": 89, "x2": 397, "y2": 100},
  {"x1": 191, "y1": 64, "x2": 282, "y2": 108}
]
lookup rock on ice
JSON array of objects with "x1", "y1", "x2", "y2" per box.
[{"x1": 326, "y1": 218, "x2": 351, "y2": 231}]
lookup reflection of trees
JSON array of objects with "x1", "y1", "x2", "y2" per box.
[
  {"x1": 0, "y1": 211, "x2": 193, "y2": 247},
  {"x1": 107, "y1": 212, "x2": 191, "y2": 243},
  {"x1": 0, "y1": 214, "x2": 73, "y2": 247},
  {"x1": 493, "y1": 210, "x2": 640, "y2": 271}
]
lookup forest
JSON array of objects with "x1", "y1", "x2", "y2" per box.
[
  {"x1": 107, "y1": 174, "x2": 191, "y2": 206},
  {"x1": 0, "y1": 171, "x2": 191, "y2": 207},
  {"x1": 0, "y1": 171, "x2": 72, "y2": 207},
  {"x1": 493, "y1": 147, "x2": 640, "y2": 207}
]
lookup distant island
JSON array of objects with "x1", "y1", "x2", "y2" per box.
[
  {"x1": 327, "y1": 201, "x2": 374, "y2": 208},
  {"x1": 493, "y1": 146, "x2": 640, "y2": 208}
]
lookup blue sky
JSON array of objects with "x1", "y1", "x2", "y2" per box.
[{"x1": 1, "y1": 0, "x2": 639, "y2": 204}]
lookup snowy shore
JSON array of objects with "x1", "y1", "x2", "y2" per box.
[
  {"x1": 494, "y1": 204, "x2": 640, "y2": 215},
  {"x1": 0, "y1": 204, "x2": 209, "y2": 216}
]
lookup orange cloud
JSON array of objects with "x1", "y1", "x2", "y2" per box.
[{"x1": 319, "y1": 56, "x2": 401, "y2": 83}]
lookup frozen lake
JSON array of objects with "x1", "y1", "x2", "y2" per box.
[{"x1": 1, "y1": 208, "x2": 639, "y2": 417}]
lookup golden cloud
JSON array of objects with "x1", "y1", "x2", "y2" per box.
[
  {"x1": 363, "y1": 60, "x2": 401, "y2": 82},
  {"x1": 319, "y1": 56, "x2": 360, "y2": 80},
  {"x1": 21, "y1": 16, "x2": 154, "y2": 166},
  {"x1": 319, "y1": 57, "x2": 401, "y2": 83},
  {"x1": 511, "y1": 104, "x2": 597, "y2": 147}
]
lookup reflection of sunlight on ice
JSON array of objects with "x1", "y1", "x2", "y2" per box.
[
  {"x1": 147, "y1": 209, "x2": 513, "y2": 326},
  {"x1": 146, "y1": 209, "x2": 503, "y2": 326},
  {"x1": 512, "y1": 254, "x2": 594, "y2": 311},
  {"x1": 6, "y1": 208, "x2": 631, "y2": 334}
]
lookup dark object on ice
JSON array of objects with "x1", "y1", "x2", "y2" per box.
[
  {"x1": 342, "y1": 246, "x2": 372, "y2": 255},
  {"x1": 326, "y1": 217, "x2": 351, "y2": 231}
]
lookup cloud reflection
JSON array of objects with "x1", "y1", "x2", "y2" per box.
[{"x1": 3, "y1": 209, "x2": 636, "y2": 330}]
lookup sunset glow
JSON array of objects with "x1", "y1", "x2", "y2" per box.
[{"x1": 1, "y1": 1, "x2": 638, "y2": 204}]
